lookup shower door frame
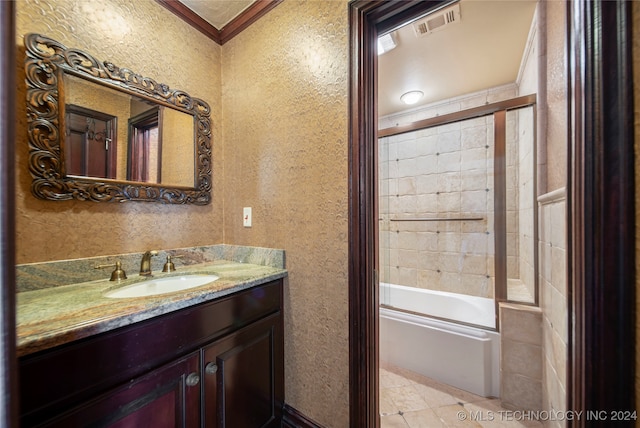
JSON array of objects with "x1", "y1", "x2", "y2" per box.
[{"x1": 378, "y1": 95, "x2": 539, "y2": 329}]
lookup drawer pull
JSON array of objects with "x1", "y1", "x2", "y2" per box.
[
  {"x1": 185, "y1": 372, "x2": 200, "y2": 386},
  {"x1": 205, "y1": 362, "x2": 218, "y2": 375}
]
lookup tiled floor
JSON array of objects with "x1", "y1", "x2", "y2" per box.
[{"x1": 380, "y1": 363, "x2": 542, "y2": 427}]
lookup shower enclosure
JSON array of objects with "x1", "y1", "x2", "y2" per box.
[
  {"x1": 378, "y1": 95, "x2": 537, "y2": 396},
  {"x1": 379, "y1": 96, "x2": 537, "y2": 330}
]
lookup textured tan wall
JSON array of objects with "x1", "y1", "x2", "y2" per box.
[
  {"x1": 15, "y1": 0, "x2": 223, "y2": 263},
  {"x1": 221, "y1": 1, "x2": 349, "y2": 425},
  {"x1": 161, "y1": 108, "x2": 196, "y2": 187}
]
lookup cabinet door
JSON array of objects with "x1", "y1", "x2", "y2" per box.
[
  {"x1": 42, "y1": 352, "x2": 201, "y2": 428},
  {"x1": 202, "y1": 313, "x2": 283, "y2": 428}
]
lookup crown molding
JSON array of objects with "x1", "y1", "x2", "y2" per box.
[{"x1": 156, "y1": 0, "x2": 282, "y2": 45}]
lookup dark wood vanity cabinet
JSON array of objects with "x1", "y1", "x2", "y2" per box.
[
  {"x1": 202, "y1": 314, "x2": 282, "y2": 428},
  {"x1": 38, "y1": 351, "x2": 202, "y2": 428},
  {"x1": 19, "y1": 279, "x2": 284, "y2": 428}
]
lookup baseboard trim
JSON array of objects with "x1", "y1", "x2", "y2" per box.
[{"x1": 282, "y1": 404, "x2": 325, "y2": 428}]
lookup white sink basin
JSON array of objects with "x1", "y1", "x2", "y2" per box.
[{"x1": 104, "y1": 274, "x2": 220, "y2": 298}]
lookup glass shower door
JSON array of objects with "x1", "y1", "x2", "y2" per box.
[
  {"x1": 378, "y1": 115, "x2": 496, "y2": 317},
  {"x1": 378, "y1": 99, "x2": 538, "y2": 327}
]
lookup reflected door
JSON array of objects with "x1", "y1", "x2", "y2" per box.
[
  {"x1": 66, "y1": 105, "x2": 116, "y2": 179},
  {"x1": 128, "y1": 107, "x2": 161, "y2": 183}
]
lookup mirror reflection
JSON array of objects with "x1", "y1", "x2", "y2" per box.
[
  {"x1": 25, "y1": 33, "x2": 211, "y2": 204},
  {"x1": 64, "y1": 74, "x2": 196, "y2": 188}
]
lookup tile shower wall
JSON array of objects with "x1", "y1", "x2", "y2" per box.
[
  {"x1": 379, "y1": 86, "x2": 519, "y2": 299},
  {"x1": 506, "y1": 112, "x2": 520, "y2": 279},
  {"x1": 499, "y1": 302, "x2": 543, "y2": 411},
  {"x1": 538, "y1": 188, "x2": 567, "y2": 428},
  {"x1": 380, "y1": 119, "x2": 495, "y2": 298},
  {"x1": 507, "y1": 106, "x2": 537, "y2": 301},
  {"x1": 514, "y1": 7, "x2": 538, "y2": 302}
]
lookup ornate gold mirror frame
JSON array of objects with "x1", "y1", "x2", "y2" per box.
[{"x1": 24, "y1": 33, "x2": 212, "y2": 204}]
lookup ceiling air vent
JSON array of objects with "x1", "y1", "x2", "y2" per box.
[{"x1": 412, "y1": 3, "x2": 461, "y2": 37}]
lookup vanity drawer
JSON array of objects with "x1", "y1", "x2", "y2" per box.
[{"x1": 19, "y1": 279, "x2": 283, "y2": 427}]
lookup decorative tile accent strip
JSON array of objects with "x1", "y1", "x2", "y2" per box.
[{"x1": 16, "y1": 245, "x2": 285, "y2": 292}]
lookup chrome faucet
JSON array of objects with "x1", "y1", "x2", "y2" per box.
[{"x1": 139, "y1": 250, "x2": 158, "y2": 276}]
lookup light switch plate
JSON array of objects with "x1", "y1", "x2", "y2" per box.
[{"x1": 243, "y1": 207, "x2": 252, "y2": 227}]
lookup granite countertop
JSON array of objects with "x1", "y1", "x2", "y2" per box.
[{"x1": 17, "y1": 260, "x2": 287, "y2": 357}]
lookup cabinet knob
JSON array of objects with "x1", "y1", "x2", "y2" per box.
[
  {"x1": 185, "y1": 372, "x2": 200, "y2": 386},
  {"x1": 205, "y1": 362, "x2": 218, "y2": 375}
]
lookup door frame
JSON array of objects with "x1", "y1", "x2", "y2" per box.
[
  {"x1": 567, "y1": 1, "x2": 635, "y2": 422},
  {"x1": 348, "y1": 2, "x2": 450, "y2": 426},
  {"x1": 348, "y1": 0, "x2": 635, "y2": 427},
  {"x1": 0, "y1": 1, "x2": 18, "y2": 427}
]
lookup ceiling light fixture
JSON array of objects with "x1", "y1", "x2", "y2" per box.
[
  {"x1": 377, "y1": 32, "x2": 397, "y2": 55},
  {"x1": 400, "y1": 90, "x2": 424, "y2": 105}
]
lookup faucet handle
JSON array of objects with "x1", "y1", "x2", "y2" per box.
[
  {"x1": 95, "y1": 261, "x2": 127, "y2": 281},
  {"x1": 162, "y1": 255, "x2": 184, "y2": 273}
]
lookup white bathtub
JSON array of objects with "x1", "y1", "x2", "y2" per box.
[
  {"x1": 379, "y1": 283, "x2": 500, "y2": 397},
  {"x1": 380, "y1": 283, "x2": 496, "y2": 328}
]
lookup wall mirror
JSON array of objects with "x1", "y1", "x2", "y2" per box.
[{"x1": 24, "y1": 33, "x2": 212, "y2": 204}]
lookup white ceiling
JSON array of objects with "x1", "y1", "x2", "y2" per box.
[
  {"x1": 378, "y1": 0, "x2": 537, "y2": 116},
  {"x1": 175, "y1": 0, "x2": 536, "y2": 117},
  {"x1": 178, "y1": 0, "x2": 255, "y2": 29}
]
